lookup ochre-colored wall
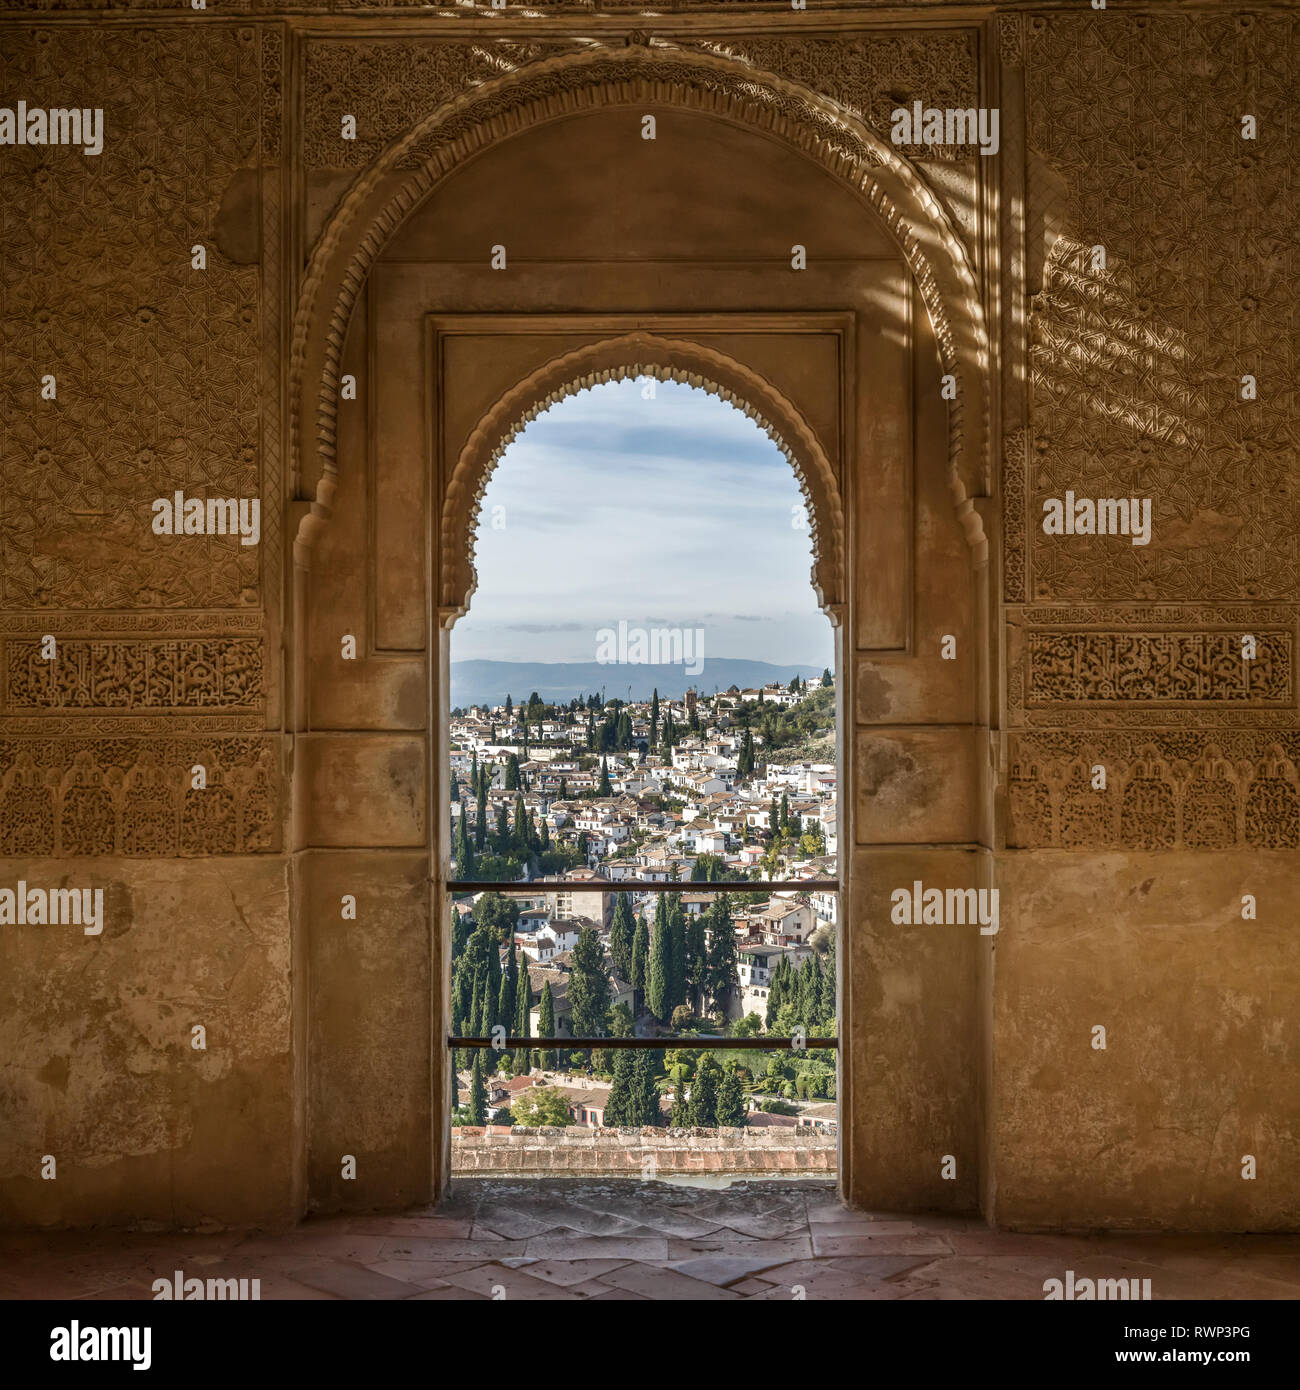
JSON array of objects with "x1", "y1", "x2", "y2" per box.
[{"x1": 1, "y1": 6, "x2": 1295, "y2": 1233}]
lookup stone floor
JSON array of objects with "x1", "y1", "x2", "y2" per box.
[{"x1": 4, "y1": 1180, "x2": 1300, "y2": 1301}]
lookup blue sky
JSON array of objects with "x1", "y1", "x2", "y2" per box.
[{"x1": 453, "y1": 379, "x2": 834, "y2": 668}]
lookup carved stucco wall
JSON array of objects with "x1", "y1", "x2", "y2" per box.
[
  {"x1": 0, "y1": 23, "x2": 284, "y2": 859},
  {"x1": 1002, "y1": 8, "x2": 1300, "y2": 852},
  {"x1": 0, "y1": 5, "x2": 1296, "y2": 1230}
]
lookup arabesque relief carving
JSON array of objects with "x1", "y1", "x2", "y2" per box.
[
  {"x1": 4, "y1": 638, "x2": 265, "y2": 712},
  {"x1": 1008, "y1": 733, "x2": 1300, "y2": 851},
  {"x1": 0, "y1": 26, "x2": 271, "y2": 613},
  {"x1": 1024, "y1": 631, "x2": 1291, "y2": 707},
  {"x1": 0, "y1": 737, "x2": 278, "y2": 856},
  {"x1": 1024, "y1": 11, "x2": 1300, "y2": 603}
]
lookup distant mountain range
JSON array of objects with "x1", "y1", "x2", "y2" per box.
[{"x1": 450, "y1": 659, "x2": 827, "y2": 709}]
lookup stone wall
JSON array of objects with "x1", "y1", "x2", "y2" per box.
[
  {"x1": 453, "y1": 1127, "x2": 837, "y2": 1177},
  {"x1": 0, "y1": 2, "x2": 1294, "y2": 1234}
]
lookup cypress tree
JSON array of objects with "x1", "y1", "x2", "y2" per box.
[
  {"x1": 495, "y1": 803, "x2": 510, "y2": 851},
  {"x1": 650, "y1": 688, "x2": 659, "y2": 746},
  {"x1": 632, "y1": 1049, "x2": 661, "y2": 1127},
  {"x1": 498, "y1": 938, "x2": 518, "y2": 1039},
  {"x1": 567, "y1": 925, "x2": 612, "y2": 1056},
  {"x1": 559, "y1": 777, "x2": 568, "y2": 801},
  {"x1": 455, "y1": 811, "x2": 474, "y2": 881},
  {"x1": 513, "y1": 793, "x2": 528, "y2": 851},
  {"x1": 670, "y1": 1069, "x2": 691, "y2": 1127},
  {"x1": 598, "y1": 756, "x2": 612, "y2": 797},
  {"x1": 485, "y1": 936, "x2": 502, "y2": 1031},
  {"x1": 475, "y1": 784, "x2": 487, "y2": 850},
  {"x1": 667, "y1": 895, "x2": 687, "y2": 1011},
  {"x1": 450, "y1": 773, "x2": 459, "y2": 804},
  {"x1": 605, "y1": 1049, "x2": 634, "y2": 1126},
  {"x1": 505, "y1": 754, "x2": 520, "y2": 791},
  {"x1": 513, "y1": 959, "x2": 531, "y2": 1075},
  {"x1": 706, "y1": 893, "x2": 737, "y2": 1014},
  {"x1": 537, "y1": 981, "x2": 556, "y2": 1071},
  {"x1": 609, "y1": 894, "x2": 635, "y2": 981},
  {"x1": 647, "y1": 896, "x2": 672, "y2": 1022},
  {"x1": 685, "y1": 906, "x2": 707, "y2": 1011},
  {"x1": 689, "y1": 1055, "x2": 720, "y2": 1127},
  {"x1": 469, "y1": 968, "x2": 486, "y2": 1037},
  {"x1": 539, "y1": 817, "x2": 550, "y2": 851},
  {"x1": 715, "y1": 1063, "x2": 746, "y2": 1127},
  {"x1": 630, "y1": 910, "x2": 649, "y2": 1002},
  {"x1": 468, "y1": 1053, "x2": 487, "y2": 1125}
]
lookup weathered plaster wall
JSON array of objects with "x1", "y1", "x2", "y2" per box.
[
  {"x1": 0, "y1": 858, "x2": 294, "y2": 1229},
  {"x1": 0, "y1": 3, "x2": 1295, "y2": 1234},
  {"x1": 992, "y1": 7, "x2": 1300, "y2": 1228}
]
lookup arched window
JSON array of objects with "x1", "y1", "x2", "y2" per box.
[{"x1": 447, "y1": 378, "x2": 839, "y2": 1173}]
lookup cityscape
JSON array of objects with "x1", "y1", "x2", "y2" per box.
[{"x1": 447, "y1": 675, "x2": 839, "y2": 1151}]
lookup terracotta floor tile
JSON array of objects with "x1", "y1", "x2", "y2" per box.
[
  {"x1": 288, "y1": 1261, "x2": 425, "y2": 1300},
  {"x1": 520, "y1": 1259, "x2": 634, "y2": 1286},
  {"x1": 522, "y1": 1234, "x2": 669, "y2": 1261},
  {"x1": 440, "y1": 1264, "x2": 584, "y2": 1301}
]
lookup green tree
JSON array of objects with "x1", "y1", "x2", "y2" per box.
[
  {"x1": 630, "y1": 911, "x2": 649, "y2": 1002},
  {"x1": 706, "y1": 893, "x2": 738, "y2": 1014},
  {"x1": 475, "y1": 780, "x2": 487, "y2": 850},
  {"x1": 632, "y1": 1049, "x2": 662, "y2": 1126},
  {"x1": 647, "y1": 896, "x2": 672, "y2": 1022},
  {"x1": 567, "y1": 925, "x2": 612, "y2": 1058},
  {"x1": 497, "y1": 937, "x2": 518, "y2": 1039},
  {"x1": 512, "y1": 958, "x2": 531, "y2": 1075},
  {"x1": 455, "y1": 810, "x2": 475, "y2": 881},
  {"x1": 822, "y1": 667, "x2": 833, "y2": 688},
  {"x1": 505, "y1": 753, "x2": 520, "y2": 791},
  {"x1": 667, "y1": 895, "x2": 687, "y2": 1011},
  {"x1": 609, "y1": 893, "x2": 636, "y2": 981},
  {"x1": 537, "y1": 981, "x2": 556, "y2": 1070},
  {"x1": 689, "y1": 1054, "x2": 720, "y2": 1127},
  {"x1": 604, "y1": 1049, "x2": 635, "y2": 1126},
  {"x1": 468, "y1": 1053, "x2": 487, "y2": 1125},
  {"x1": 684, "y1": 906, "x2": 707, "y2": 1010},
  {"x1": 598, "y1": 756, "x2": 612, "y2": 797},
  {"x1": 716, "y1": 1064, "x2": 746, "y2": 1126},
  {"x1": 650, "y1": 688, "x2": 659, "y2": 746},
  {"x1": 511, "y1": 1085, "x2": 571, "y2": 1127}
]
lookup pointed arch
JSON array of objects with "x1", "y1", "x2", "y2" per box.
[
  {"x1": 439, "y1": 332, "x2": 845, "y2": 625},
  {"x1": 289, "y1": 42, "x2": 991, "y2": 560}
]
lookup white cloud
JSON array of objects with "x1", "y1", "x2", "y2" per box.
[{"x1": 456, "y1": 380, "x2": 832, "y2": 666}]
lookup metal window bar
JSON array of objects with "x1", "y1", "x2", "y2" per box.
[
  {"x1": 449, "y1": 1035, "x2": 837, "y2": 1049},
  {"x1": 446, "y1": 878, "x2": 840, "y2": 1049},
  {"x1": 446, "y1": 879, "x2": 838, "y2": 893}
]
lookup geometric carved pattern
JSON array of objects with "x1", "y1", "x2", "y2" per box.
[
  {"x1": 691, "y1": 32, "x2": 980, "y2": 163},
  {"x1": 0, "y1": 26, "x2": 266, "y2": 611},
  {"x1": 4, "y1": 638, "x2": 264, "y2": 711},
  {"x1": 1025, "y1": 630, "x2": 1291, "y2": 706},
  {"x1": 1024, "y1": 11, "x2": 1300, "y2": 603},
  {"x1": 1008, "y1": 733, "x2": 1300, "y2": 850},
  {"x1": 0, "y1": 738, "x2": 278, "y2": 856},
  {"x1": 303, "y1": 40, "x2": 554, "y2": 170},
  {"x1": 294, "y1": 44, "x2": 991, "y2": 569}
]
